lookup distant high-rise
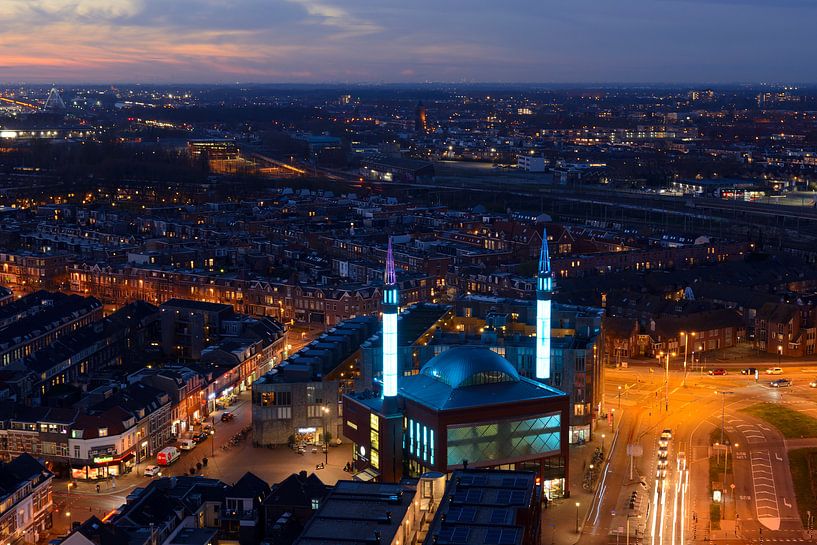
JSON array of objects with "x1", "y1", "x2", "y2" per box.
[{"x1": 414, "y1": 101, "x2": 427, "y2": 133}]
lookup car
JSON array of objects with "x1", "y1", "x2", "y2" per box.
[
  {"x1": 766, "y1": 367, "x2": 784, "y2": 375},
  {"x1": 221, "y1": 412, "x2": 234, "y2": 422},
  {"x1": 656, "y1": 467, "x2": 667, "y2": 480},
  {"x1": 657, "y1": 458, "x2": 668, "y2": 469},
  {"x1": 771, "y1": 378, "x2": 792, "y2": 388},
  {"x1": 708, "y1": 368, "x2": 727, "y2": 376},
  {"x1": 658, "y1": 446, "x2": 668, "y2": 458},
  {"x1": 193, "y1": 432, "x2": 209, "y2": 443},
  {"x1": 810, "y1": 380, "x2": 817, "y2": 388},
  {"x1": 661, "y1": 429, "x2": 672, "y2": 440},
  {"x1": 144, "y1": 465, "x2": 162, "y2": 477},
  {"x1": 658, "y1": 435, "x2": 669, "y2": 447},
  {"x1": 741, "y1": 367, "x2": 758, "y2": 375}
]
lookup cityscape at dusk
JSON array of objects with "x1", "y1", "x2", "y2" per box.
[{"x1": 1, "y1": 3, "x2": 817, "y2": 545}]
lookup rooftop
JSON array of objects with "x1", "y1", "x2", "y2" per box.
[
  {"x1": 425, "y1": 469, "x2": 537, "y2": 545},
  {"x1": 294, "y1": 480, "x2": 417, "y2": 545}
]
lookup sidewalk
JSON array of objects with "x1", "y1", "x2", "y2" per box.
[{"x1": 541, "y1": 420, "x2": 613, "y2": 545}]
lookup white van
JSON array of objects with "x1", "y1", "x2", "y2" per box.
[
  {"x1": 157, "y1": 447, "x2": 180, "y2": 466},
  {"x1": 179, "y1": 438, "x2": 196, "y2": 451}
]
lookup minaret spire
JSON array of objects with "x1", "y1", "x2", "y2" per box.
[
  {"x1": 385, "y1": 237, "x2": 396, "y2": 285},
  {"x1": 535, "y1": 228, "x2": 553, "y2": 379},
  {"x1": 382, "y1": 237, "x2": 399, "y2": 398}
]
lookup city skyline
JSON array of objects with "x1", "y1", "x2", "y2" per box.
[{"x1": 0, "y1": 0, "x2": 815, "y2": 84}]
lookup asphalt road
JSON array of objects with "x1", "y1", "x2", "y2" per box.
[{"x1": 587, "y1": 362, "x2": 817, "y2": 545}]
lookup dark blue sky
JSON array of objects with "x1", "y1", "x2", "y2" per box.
[{"x1": 0, "y1": 0, "x2": 813, "y2": 83}]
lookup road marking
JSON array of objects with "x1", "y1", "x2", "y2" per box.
[{"x1": 750, "y1": 450, "x2": 780, "y2": 531}]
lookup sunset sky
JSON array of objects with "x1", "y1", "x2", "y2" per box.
[{"x1": 0, "y1": 0, "x2": 813, "y2": 84}]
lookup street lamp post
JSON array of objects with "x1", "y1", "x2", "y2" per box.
[
  {"x1": 618, "y1": 385, "x2": 622, "y2": 409},
  {"x1": 778, "y1": 345, "x2": 783, "y2": 367},
  {"x1": 663, "y1": 352, "x2": 674, "y2": 411},
  {"x1": 601, "y1": 433, "x2": 606, "y2": 453},
  {"x1": 611, "y1": 408, "x2": 616, "y2": 433},
  {"x1": 322, "y1": 406, "x2": 330, "y2": 465},
  {"x1": 575, "y1": 502, "x2": 581, "y2": 533},
  {"x1": 718, "y1": 391, "x2": 734, "y2": 445},
  {"x1": 681, "y1": 332, "x2": 695, "y2": 387},
  {"x1": 210, "y1": 416, "x2": 215, "y2": 457}
]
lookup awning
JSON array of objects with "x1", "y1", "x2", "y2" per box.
[
  {"x1": 92, "y1": 452, "x2": 135, "y2": 467},
  {"x1": 353, "y1": 468, "x2": 380, "y2": 482}
]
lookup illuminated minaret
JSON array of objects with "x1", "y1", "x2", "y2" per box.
[
  {"x1": 536, "y1": 230, "x2": 553, "y2": 379},
  {"x1": 382, "y1": 237, "x2": 399, "y2": 398}
]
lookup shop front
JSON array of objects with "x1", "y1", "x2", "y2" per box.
[
  {"x1": 570, "y1": 424, "x2": 591, "y2": 444},
  {"x1": 72, "y1": 449, "x2": 135, "y2": 481},
  {"x1": 293, "y1": 426, "x2": 331, "y2": 447},
  {"x1": 541, "y1": 476, "x2": 566, "y2": 500},
  {"x1": 214, "y1": 386, "x2": 238, "y2": 410}
]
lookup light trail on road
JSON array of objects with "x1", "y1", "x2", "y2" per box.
[
  {"x1": 671, "y1": 476, "x2": 679, "y2": 545},
  {"x1": 650, "y1": 475, "x2": 659, "y2": 545}
]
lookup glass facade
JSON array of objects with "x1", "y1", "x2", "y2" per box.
[{"x1": 446, "y1": 414, "x2": 560, "y2": 469}]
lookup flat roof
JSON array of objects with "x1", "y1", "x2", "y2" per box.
[
  {"x1": 426, "y1": 469, "x2": 536, "y2": 545},
  {"x1": 294, "y1": 480, "x2": 416, "y2": 545}
]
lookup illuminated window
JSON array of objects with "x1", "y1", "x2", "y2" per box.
[{"x1": 371, "y1": 449, "x2": 379, "y2": 469}]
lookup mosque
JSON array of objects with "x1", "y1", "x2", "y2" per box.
[{"x1": 343, "y1": 233, "x2": 572, "y2": 498}]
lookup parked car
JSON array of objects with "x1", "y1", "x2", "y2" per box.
[
  {"x1": 708, "y1": 368, "x2": 727, "y2": 376},
  {"x1": 770, "y1": 378, "x2": 792, "y2": 388},
  {"x1": 179, "y1": 438, "x2": 196, "y2": 450},
  {"x1": 144, "y1": 465, "x2": 162, "y2": 477},
  {"x1": 221, "y1": 412, "x2": 234, "y2": 422},
  {"x1": 766, "y1": 367, "x2": 784, "y2": 375},
  {"x1": 740, "y1": 367, "x2": 758, "y2": 375},
  {"x1": 193, "y1": 432, "x2": 209, "y2": 443}
]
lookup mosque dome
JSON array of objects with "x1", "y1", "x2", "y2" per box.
[{"x1": 420, "y1": 346, "x2": 520, "y2": 389}]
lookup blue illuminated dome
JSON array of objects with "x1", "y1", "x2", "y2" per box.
[{"x1": 420, "y1": 346, "x2": 520, "y2": 389}]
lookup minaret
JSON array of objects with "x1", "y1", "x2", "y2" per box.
[
  {"x1": 382, "y1": 237, "x2": 399, "y2": 398},
  {"x1": 536, "y1": 229, "x2": 553, "y2": 379}
]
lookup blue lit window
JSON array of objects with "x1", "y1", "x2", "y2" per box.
[
  {"x1": 423, "y1": 426, "x2": 428, "y2": 461},
  {"x1": 415, "y1": 421, "x2": 421, "y2": 458}
]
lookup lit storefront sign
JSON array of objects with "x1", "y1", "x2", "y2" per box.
[{"x1": 298, "y1": 427, "x2": 316, "y2": 433}]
